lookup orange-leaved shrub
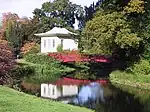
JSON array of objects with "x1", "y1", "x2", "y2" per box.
[{"x1": 21, "y1": 41, "x2": 37, "y2": 55}]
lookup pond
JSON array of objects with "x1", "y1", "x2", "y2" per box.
[{"x1": 41, "y1": 77, "x2": 150, "y2": 112}]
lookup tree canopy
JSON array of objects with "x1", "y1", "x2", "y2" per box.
[
  {"x1": 81, "y1": 0, "x2": 150, "y2": 59},
  {"x1": 33, "y1": 0, "x2": 85, "y2": 32}
]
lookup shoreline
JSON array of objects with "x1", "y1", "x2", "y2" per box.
[{"x1": 110, "y1": 78, "x2": 150, "y2": 90}]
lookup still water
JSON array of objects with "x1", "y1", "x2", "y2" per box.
[{"x1": 41, "y1": 78, "x2": 150, "y2": 112}]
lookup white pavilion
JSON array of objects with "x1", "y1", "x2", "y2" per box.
[{"x1": 34, "y1": 27, "x2": 78, "y2": 53}]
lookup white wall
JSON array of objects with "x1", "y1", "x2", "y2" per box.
[
  {"x1": 63, "y1": 39, "x2": 78, "y2": 51},
  {"x1": 41, "y1": 37, "x2": 78, "y2": 53},
  {"x1": 41, "y1": 37, "x2": 60, "y2": 53},
  {"x1": 62, "y1": 85, "x2": 78, "y2": 97}
]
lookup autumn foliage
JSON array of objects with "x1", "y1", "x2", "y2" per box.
[
  {"x1": 0, "y1": 41, "x2": 16, "y2": 84},
  {"x1": 0, "y1": 39, "x2": 8, "y2": 44},
  {"x1": 0, "y1": 12, "x2": 19, "y2": 39},
  {"x1": 21, "y1": 41, "x2": 36, "y2": 54}
]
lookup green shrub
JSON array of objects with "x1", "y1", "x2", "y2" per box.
[
  {"x1": 127, "y1": 59, "x2": 150, "y2": 75},
  {"x1": 74, "y1": 71, "x2": 96, "y2": 80},
  {"x1": 110, "y1": 59, "x2": 150, "y2": 85},
  {"x1": 24, "y1": 64, "x2": 63, "y2": 84},
  {"x1": 24, "y1": 53, "x2": 75, "y2": 71},
  {"x1": 24, "y1": 54, "x2": 75, "y2": 84},
  {"x1": 24, "y1": 65, "x2": 75, "y2": 84},
  {"x1": 74, "y1": 62, "x2": 90, "y2": 69},
  {"x1": 11, "y1": 65, "x2": 35, "y2": 79},
  {"x1": 24, "y1": 53, "x2": 60, "y2": 65},
  {"x1": 10, "y1": 65, "x2": 35, "y2": 91},
  {"x1": 110, "y1": 70, "x2": 150, "y2": 83},
  {"x1": 142, "y1": 43, "x2": 150, "y2": 60},
  {"x1": 57, "y1": 44, "x2": 63, "y2": 52}
]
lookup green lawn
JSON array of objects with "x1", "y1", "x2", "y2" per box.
[{"x1": 0, "y1": 86, "x2": 93, "y2": 112}]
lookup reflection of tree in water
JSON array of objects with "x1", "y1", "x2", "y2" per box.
[
  {"x1": 70, "y1": 82, "x2": 104, "y2": 109},
  {"x1": 96, "y1": 88, "x2": 148, "y2": 112},
  {"x1": 69, "y1": 82, "x2": 150, "y2": 112}
]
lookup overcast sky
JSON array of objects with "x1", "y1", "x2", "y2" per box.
[{"x1": 0, "y1": 0, "x2": 97, "y2": 17}]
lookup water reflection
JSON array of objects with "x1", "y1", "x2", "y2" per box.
[
  {"x1": 95, "y1": 85, "x2": 150, "y2": 112},
  {"x1": 41, "y1": 78, "x2": 150, "y2": 112},
  {"x1": 71, "y1": 82, "x2": 105, "y2": 109}
]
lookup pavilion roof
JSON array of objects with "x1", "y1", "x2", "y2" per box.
[{"x1": 34, "y1": 27, "x2": 77, "y2": 37}]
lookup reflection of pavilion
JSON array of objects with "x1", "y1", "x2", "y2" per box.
[
  {"x1": 41, "y1": 84, "x2": 78, "y2": 99},
  {"x1": 41, "y1": 77, "x2": 89, "y2": 99},
  {"x1": 41, "y1": 77, "x2": 108, "y2": 100}
]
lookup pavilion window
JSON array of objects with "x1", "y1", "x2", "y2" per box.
[
  {"x1": 52, "y1": 87, "x2": 55, "y2": 95},
  {"x1": 53, "y1": 39, "x2": 55, "y2": 48},
  {"x1": 44, "y1": 39, "x2": 46, "y2": 48},
  {"x1": 61, "y1": 39, "x2": 63, "y2": 47}
]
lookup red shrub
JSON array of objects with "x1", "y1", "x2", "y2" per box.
[
  {"x1": 48, "y1": 50, "x2": 82, "y2": 63},
  {"x1": 48, "y1": 51, "x2": 110, "y2": 63},
  {"x1": 0, "y1": 42, "x2": 16, "y2": 84}
]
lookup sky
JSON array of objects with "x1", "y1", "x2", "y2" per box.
[{"x1": 0, "y1": 0, "x2": 98, "y2": 17}]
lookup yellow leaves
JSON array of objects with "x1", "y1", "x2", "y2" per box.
[
  {"x1": 0, "y1": 39, "x2": 8, "y2": 44},
  {"x1": 124, "y1": 0, "x2": 145, "y2": 14}
]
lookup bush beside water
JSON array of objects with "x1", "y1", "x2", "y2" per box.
[
  {"x1": 23, "y1": 64, "x2": 62, "y2": 84},
  {"x1": 23, "y1": 54, "x2": 75, "y2": 84},
  {"x1": 127, "y1": 59, "x2": 150, "y2": 76},
  {"x1": 110, "y1": 59, "x2": 150, "y2": 90}
]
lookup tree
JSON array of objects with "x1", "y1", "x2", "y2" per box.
[
  {"x1": 33, "y1": 0, "x2": 85, "y2": 31},
  {"x1": 0, "y1": 13, "x2": 22, "y2": 56},
  {"x1": 17, "y1": 17, "x2": 40, "y2": 41},
  {"x1": 0, "y1": 41, "x2": 16, "y2": 84},
  {"x1": 84, "y1": 0, "x2": 104, "y2": 22},
  {"x1": 0, "y1": 12, "x2": 19, "y2": 39},
  {"x1": 5, "y1": 18, "x2": 24, "y2": 56},
  {"x1": 1, "y1": 13, "x2": 40, "y2": 56},
  {"x1": 81, "y1": 11, "x2": 141, "y2": 55},
  {"x1": 123, "y1": 0, "x2": 144, "y2": 14}
]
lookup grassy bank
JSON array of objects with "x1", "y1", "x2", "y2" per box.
[
  {"x1": 110, "y1": 71, "x2": 150, "y2": 90},
  {"x1": 0, "y1": 86, "x2": 93, "y2": 112}
]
